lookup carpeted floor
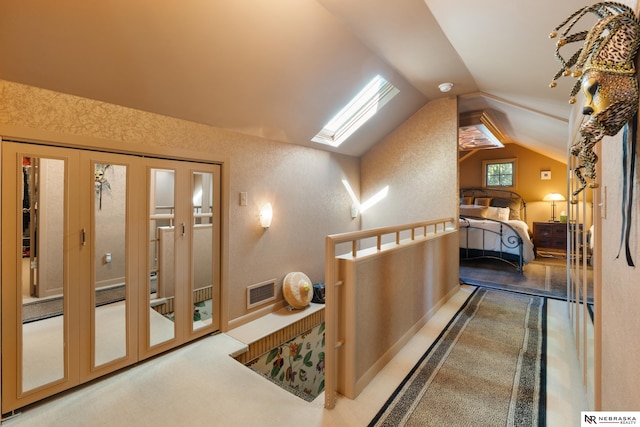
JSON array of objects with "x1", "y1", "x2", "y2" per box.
[
  {"x1": 3, "y1": 285, "x2": 586, "y2": 427},
  {"x1": 369, "y1": 287, "x2": 546, "y2": 427},
  {"x1": 459, "y1": 256, "x2": 593, "y2": 300}
]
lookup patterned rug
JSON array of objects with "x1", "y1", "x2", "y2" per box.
[
  {"x1": 460, "y1": 257, "x2": 578, "y2": 300},
  {"x1": 369, "y1": 287, "x2": 546, "y2": 427}
]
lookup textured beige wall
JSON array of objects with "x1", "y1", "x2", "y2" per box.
[
  {"x1": 0, "y1": 79, "x2": 360, "y2": 323},
  {"x1": 600, "y1": 127, "x2": 640, "y2": 410},
  {"x1": 582, "y1": 0, "x2": 640, "y2": 410},
  {"x1": 360, "y1": 97, "x2": 458, "y2": 229}
]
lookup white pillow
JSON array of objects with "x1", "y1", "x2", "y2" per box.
[
  {"x1": 498, "y1": 207, "x2": 510, "y2": 221},
  {"x1": 485, "y1": 206, "x2": 510, "y2": 221}
]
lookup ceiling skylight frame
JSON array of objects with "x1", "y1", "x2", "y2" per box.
[
  {"x1": 312, "y1": 75, "x2": 399, "y2": 147},
  {"x1": 458, "y1": 110, "x2": 507, "y2": 152}
]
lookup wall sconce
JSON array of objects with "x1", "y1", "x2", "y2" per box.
[
  {"x1": 542, "y1": 193, "x2": 565, "y2": 222},
  {"x1": 259, "y1": 203, "x2": 273, "y2": 229},
  {"x1": 341, "y1": 179, "x2": 389, "y2": 218},
  {"x1": 342, "y1": 179, "x2": 360, "y2": 218}
]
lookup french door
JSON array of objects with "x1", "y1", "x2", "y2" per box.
[
  {"x1": 1, "y1": 141, "x2": 221, "y2": 413},
  {"x1": 140, "y1": 158, "x2": 221, "y2": 359}
]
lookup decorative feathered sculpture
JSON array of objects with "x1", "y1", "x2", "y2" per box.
[{"x1": 550, "y1": 2, "x2": 640, "y2": 266}]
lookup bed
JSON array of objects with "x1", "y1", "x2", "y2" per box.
[{"x1": 458, "y1": 187, "x2": 535, "y2": 272}]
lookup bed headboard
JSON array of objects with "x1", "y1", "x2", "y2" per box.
[{"x1": 459, "y1": 187, "x2": 526, "y2": 221}]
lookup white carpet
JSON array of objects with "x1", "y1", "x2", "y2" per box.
[
  {"x1": 21, "y1": 301, "x2": 176, "y2": 392},
  {"x1": 5, "y1": 287, "x2": 587, "y2": 427}
]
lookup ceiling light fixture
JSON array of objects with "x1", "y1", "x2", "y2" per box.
[{"x1": 438, "y1": 82, "x2": 454, "y2": 93}]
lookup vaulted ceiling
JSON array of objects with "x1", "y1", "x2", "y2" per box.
[{"x1": 0, "y1": 0, "x2": 599, "y2": 163}]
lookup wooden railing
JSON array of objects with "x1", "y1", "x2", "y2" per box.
[{"x1": 323, "y1": 218, "x2": 456, "y2": 409}]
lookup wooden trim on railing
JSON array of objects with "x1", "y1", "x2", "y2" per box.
[{"x1": 323, "y1": 217, "x2": 455, "y2": 409}]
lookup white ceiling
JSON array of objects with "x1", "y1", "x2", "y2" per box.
[{"x1": 0, "y1": 0, "x2": 598, "y2": 163}]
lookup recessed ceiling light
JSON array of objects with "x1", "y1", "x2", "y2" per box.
[{"x1": 438, "y1": 82, "x2": 454, "y2": 92}]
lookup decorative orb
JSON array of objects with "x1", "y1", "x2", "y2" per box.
[{"x1": 283, "y1": 272, "x2": 313, "y2": 309}]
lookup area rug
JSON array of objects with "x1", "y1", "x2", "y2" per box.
[
  {"x1": 460, "y1": 258, "x2": 572, "y2": 299},
  {"x1": 369, "y1": 287, "x2": 546, "y2": 427}
]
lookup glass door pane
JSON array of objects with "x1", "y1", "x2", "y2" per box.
[
  {"x1": 148, "y1": 168, "x2": 176, "y2": 347},
  {"x1": 93, "y1": 162, "x2": 128, "y2": 367},
  {"x1": 20, "y1": 156, "x2": 66, "y2": 392},
  {"x1": 191, "y1": 171, "x2": 214, "y2": 331}
]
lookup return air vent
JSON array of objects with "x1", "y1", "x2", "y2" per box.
[{"x1": 246, "y1": 279, "x2": 276, "y2": 309}]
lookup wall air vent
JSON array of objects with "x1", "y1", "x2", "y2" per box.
[{"x1": 246, "y1": 279, "x2": 277, "y2": 309}]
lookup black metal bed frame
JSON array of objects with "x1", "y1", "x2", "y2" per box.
[
  {"x1": 459, "y1": 216, "x2": 525, "y2": 272},
  {"x1": 459, "y1": 187, "x2": 528, "y2": 272}
]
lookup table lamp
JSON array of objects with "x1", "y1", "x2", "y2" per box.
[{"x1": 543, "y1": 193, "x2": 566, "y2": 222}]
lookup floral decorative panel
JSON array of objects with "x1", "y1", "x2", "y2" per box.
[{"x1": 246, "y1": 322, "x2": 325, "y2": 401}]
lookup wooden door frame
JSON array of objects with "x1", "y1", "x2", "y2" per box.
[{"x1": 1, "y1": 136, "x2": 227, "y2": 414}]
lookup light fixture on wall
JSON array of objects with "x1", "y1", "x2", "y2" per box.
[
  {"x1": 259, "y1": 203, "x2": 273, "y2": 229},
  {"x1": 341, "y1": 179, "x2": 389, "y2": 218},
  {"x1": 543, "y1": 193, "x2": 565, "y2": 222},
  {"x1": 342, "y1": 179, "x2": 360, "y2": 218}
]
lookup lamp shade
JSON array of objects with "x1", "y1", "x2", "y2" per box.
[
  {"x1": 543, "y1": 193, "x2": 566, "y2": 202},
  {"x1": 259, "y1": 203, "x2": 273, "y2": 228},
  {"x1": 543, "y1": 193, "x2": 565, "y2": 222}
]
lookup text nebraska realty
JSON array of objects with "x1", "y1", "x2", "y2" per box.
[{"x1": 585, "y1": 415, "x2": 637, "y2": 424}]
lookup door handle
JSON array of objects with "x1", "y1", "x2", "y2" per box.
[{"x1": 81, "y1": 228, "x2": 86, "y2": 246}]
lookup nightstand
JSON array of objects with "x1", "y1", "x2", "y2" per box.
[
  {"x1": 533, "y1": 222, "x2": 568, "y2": 254},
  {"x1": 533, "y1": 222, "x2": 586, "y2": 256}
]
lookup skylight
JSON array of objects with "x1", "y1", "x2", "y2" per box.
[
  {"x1": 458, "y1": 110, "x2": 506, "y2": 152},
  {"x1": 312, "y1": 75, "x2": 399, "y2": 147}
]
